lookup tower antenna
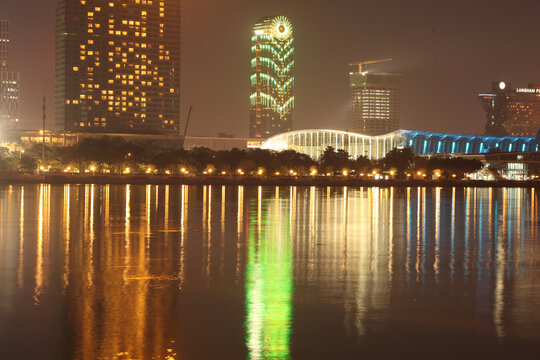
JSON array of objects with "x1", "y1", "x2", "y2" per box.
[{"x1": 42, "y1": 96, "x2": 46, "y2": 164}]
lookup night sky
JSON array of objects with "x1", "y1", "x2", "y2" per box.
[{"x1": 2, "y1": 0, "x2": 540, "y2": 137}]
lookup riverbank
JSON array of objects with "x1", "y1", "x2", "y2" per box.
[{"x1": 0, "y1": 172, "x2": 538, "y2": 188}]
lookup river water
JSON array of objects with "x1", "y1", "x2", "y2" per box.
[{"x1": 0, "y1": 184, "x2": 539, "y2": 359}]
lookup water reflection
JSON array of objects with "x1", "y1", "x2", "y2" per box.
[
  {"x1": 0, "y1": 185, "x2": 539, "y2": 359},
  {"x1": 245, "y1": 188, "x2": 293, "y2": 360}
]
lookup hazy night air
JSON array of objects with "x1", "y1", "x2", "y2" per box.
[
  {"x1": 2, "y1": 0, "x2": 540, "y2": 137},
  {"x1": 2, "y1": 2, "x2": 540, "y2": 359}
]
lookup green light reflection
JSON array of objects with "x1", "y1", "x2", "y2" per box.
[{"x1": 245, "y1": 193, "x2": 293, "y2": 360}]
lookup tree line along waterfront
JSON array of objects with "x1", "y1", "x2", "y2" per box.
[{"x1": 0, "y1": 136, "x2": 486, "y2": 179}]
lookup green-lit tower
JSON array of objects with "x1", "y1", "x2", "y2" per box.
[{"x1": 250, "y1": 16, "x2": 294, "y2": 139}]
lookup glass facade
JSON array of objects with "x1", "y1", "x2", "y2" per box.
[
  {"x1": 0, "y1": 20, "x2": 20, "y2": 128},
  {"x1": 55, "y1": 0, "x2": 181, "y2": 134},
  {"x1": 250, "y1": 15, "x2": 294, "y2": 139},
  {"x1": 262, "y1": 129, "x2": 539, "y2": 160}
]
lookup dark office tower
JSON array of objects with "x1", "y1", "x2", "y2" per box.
[
  {"x1": 350, "y1": 60, "x2": 401, "y2": 136},
  {"x1": 0, "y1": 20, "x2": 8, "y2": 70},
  {"x1": 479, "y1": 81, "x2": 540, "y2": 137},
  {"x1": 0, "y1": 20, "x2": 20, "y2": 128},
  {"x1": 250, "y1": 15, "x2": 294, "y2": 139},
  {"x1": 55, "y1": 0, "x2": 181, "y2": 134}
]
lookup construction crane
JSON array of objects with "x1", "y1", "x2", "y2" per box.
[{"x1": 349, "y1": 58, "x2": 392, "y2": 73}]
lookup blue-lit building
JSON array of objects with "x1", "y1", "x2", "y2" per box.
[{"x1": 261, "y1": 129, "x2": 539, "y2": 160}]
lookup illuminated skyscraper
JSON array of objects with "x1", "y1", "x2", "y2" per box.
[
  {"x1": 479, "y1": 81, "x2": 540, "y2": 137},
  {"x1": 350, "y1": 60, "x2": 401, "y2": 136},
  {"x1": 55, "y1": 0, "x2": 181, "y2": 134},
  {"x1": 0, "y1": 20, "x2": 20, "y2": 128},
  {"x1": 250, "y1": 15, "x2": 294, "y2": 139}
]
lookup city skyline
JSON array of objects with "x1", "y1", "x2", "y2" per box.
[{"x1": 2, "y1": 1, "x2": 540, "y2": 137}]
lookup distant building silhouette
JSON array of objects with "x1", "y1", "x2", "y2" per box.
[
  {"x1": 55, "y1": 0, "x2": 181, "y2": 134},
  {"x1": 479, "y1": 81, "x2": 540, "y2": 137},
  {"x1": 249, "y1": 15, "x2": 294, "y2": 139}
]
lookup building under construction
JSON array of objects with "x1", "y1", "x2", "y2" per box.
[{"x1": 350, "y1": 59, "x2": 401, "y2": 136}]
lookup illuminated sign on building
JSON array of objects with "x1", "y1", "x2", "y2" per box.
[
  {"x1": 247, "y1": 140, "x2": 263, "y2": 148},
  {"x1": 515, "y1": 88, "x2": 540, "y2": 94}
]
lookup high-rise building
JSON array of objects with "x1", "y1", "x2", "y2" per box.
[
  {"x1": 0, "y1": 20, "x2": 9, "y2": 71},
  {"x1": 0, "y1": 20, "x2": 20, "y2": 128},
  {"x1": 479, "y1": 81, "x2": 540, "y2": 137},
  {"x1": 350, "y1": 60, "x2": 401, "y2": 136},
  {"x1": 55, "y1": 0, "x2": 181, "y2": 134},
  {"x1": 249, "y1": 15, "x2": 294, "y2": 139}
]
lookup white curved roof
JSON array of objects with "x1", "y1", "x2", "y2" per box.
[{"x1": 261, "y1": 129, "x2": 406, "y2": 151}]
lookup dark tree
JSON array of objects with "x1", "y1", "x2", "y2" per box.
[
  {"x1": 381, "y1": 147, "x2": 414, "y2": 176},
  {"x1": 319, "y1": 146, "x2": 352, "y2": 174}
]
